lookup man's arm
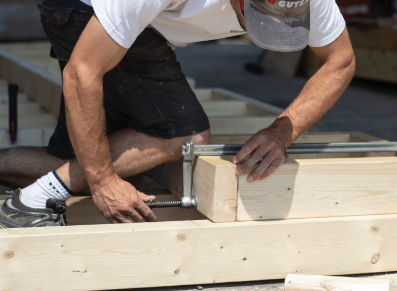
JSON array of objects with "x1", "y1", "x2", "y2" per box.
[
  {"x1": 234, "y1": 28, "x2": 356, "y2": 181},
  {"x1": 62, "y1": 15, "x2": 156, "y2": 223}
]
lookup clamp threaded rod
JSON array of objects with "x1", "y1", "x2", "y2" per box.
[{"x1": 145, "y1": 199, "x2": 183, "y2": 209}]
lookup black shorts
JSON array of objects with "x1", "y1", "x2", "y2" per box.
[{"x1": 39, "y1": 0, "x2": 210, "y2": 159}]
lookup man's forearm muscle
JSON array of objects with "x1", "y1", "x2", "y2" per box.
[
  {"x1": 234, "y1": 28, "x2": 355, "y2": 181},
  {"x1": 61, "y1": 16, "x2": 156, "y2": 223},
  {"x1": 274, "y1": 28, "x2": 356, "y2": 147}
]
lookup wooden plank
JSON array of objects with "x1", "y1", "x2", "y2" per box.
[
  {"x1": 209, "y1": 132, "x2": 353, "y2": 146},
  {"x1": 201, "y1": 100, "x2": 248, "y2": 116},
  {"x1": 211, "y1": 88, "x2": 284, "y2": 115},
  {"x1": 2, "y1": 214, "x2": 397, "y2": 290},
  {"x1": 237, "y1": 157, "x2": 397, "y2": 221},
  {"x1": 349, "y1": 131, "x2": 395, "y2": 157},
  {"x1": 0, "y1": 48, "x2": 62, "y2": 117},
  {"x1": 209, "y1": 116, "x2": 276, "y2": 135},
  {"x1": 192, "y1": 156, "x2": 237, "y2": 222},
  {"x1": 284, "y1": 274, "x2": 389, "y2": 291},
  {"x1": 194, "y1": 88, "x2": 284, "y2": 115}
]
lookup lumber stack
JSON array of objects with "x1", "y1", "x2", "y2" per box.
[{"x1": 302, "y1": 28, "x2": 397, "y2": 83}]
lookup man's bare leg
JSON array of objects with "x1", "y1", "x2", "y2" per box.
[
  {"x1": 0, "y1": 147, "x2": 66, "y2": 188},
  {"x1": 57, "y1": 128, "x2": 211, "y2": 193}
]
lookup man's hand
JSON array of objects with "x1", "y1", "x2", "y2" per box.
[
  {"x1": 233, "y1": 129, "x2": 287, "y2": 182},
  {"x1": 233, "y1": 28, "x2": 355, "y2": 181},
  {"x1": 91, "y1": 173, "x2": 157, "y2": 223}
]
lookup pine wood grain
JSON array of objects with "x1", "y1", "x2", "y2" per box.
[
  {"x1": 1, "y1": 214, "x2": 397, "y2": 290},
  {"x1": 237, "y1": 157, "x2": 397, "y2": 221},
  {"x1": 284, "y1": 274, "x2": 389, "y2": 291}
]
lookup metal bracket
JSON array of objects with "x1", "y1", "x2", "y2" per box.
[{"x1": 181, "y1": 141, "x2": 197, "y2": 210}]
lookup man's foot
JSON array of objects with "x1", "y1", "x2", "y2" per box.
[{"x1": 0, "y1": 189, "x2": 68, "y2": 228}]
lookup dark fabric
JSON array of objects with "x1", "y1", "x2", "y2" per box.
[{"x1": 39, "y1": 0, "x2": 210, "y2": 159}]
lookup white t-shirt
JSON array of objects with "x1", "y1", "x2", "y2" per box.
[{"x1": 80, "y1": 0, "x2": 345, "y2": 50}]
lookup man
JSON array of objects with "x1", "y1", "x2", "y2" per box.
[{"x1": 0, "y1": 0, "x2": 355, "y2": 227}]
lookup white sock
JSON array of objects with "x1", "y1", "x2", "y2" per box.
[{"x1": 21, "y1": 171, "x2": 73, "y2": 209}]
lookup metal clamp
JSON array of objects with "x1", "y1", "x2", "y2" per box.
[
  {"x1": 181, "y1": 141, "x2": 197, "y2": 210},
  {"x1": 147, "y1": 140, "x2": 397, "y2": 210}
]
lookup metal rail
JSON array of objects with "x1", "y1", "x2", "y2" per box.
[{"x1": 146, "y1": 140, "x2": 397, "y2": 210}]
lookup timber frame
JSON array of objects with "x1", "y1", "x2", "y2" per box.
[{"x1": 1, "y1": 43, "x2": 397, "y2": 291}]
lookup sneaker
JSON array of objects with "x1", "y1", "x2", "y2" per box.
[{"x1": 0, "y1": 189, "x2": 68, "y2": 228}]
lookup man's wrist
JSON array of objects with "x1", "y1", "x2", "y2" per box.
[
  {"x1": 265, "y1": 116, "x2": 296, "y2": 149},
  {"x1": 85, "y1": 165, "x2": 116, "y2": 189}
]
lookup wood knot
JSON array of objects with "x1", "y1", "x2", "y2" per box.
[
  {"x1": 243, "y1": 258, "x2": 247, "y2": 261},
  {"x1": 220, "y1": 246, "x2": 224, "y2": 249},
  {"x1": 335, "y1": 202, "x2": 339, "y2": 205},
  {"x1": 177, "y1": 234, "x2": 186, "y2": 241},
  {"x1": 175, "y1": 269, "x2": 180, "y2": 274},
  {"x1": 371, "y1": 254, "x2": 380, "y2": 264},
  {"x1": 4, "y1": 251, "x2": 14, "y2": 259},
  {"x1": 371, "y1": 225, "x2": 379, "y2": 232}
]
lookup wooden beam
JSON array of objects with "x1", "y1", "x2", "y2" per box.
[
  {"x1": 0, "y1": 48, "x2": 62, "y2": 117},
  {"x1": 2, "y1": 214, "x2": 397, "y2": 290},
  {"x1": 194, "y1": 88, "x2": 284, "y2": 116},
  {"x1": 147, "y1": 132, "x2": 395, "y2": 222},
  {"x1": 201, "y1": 100, "x2": 248, "y2": 116},
  {"x1": 284, "y1": 274, "x2": 389, "y2": 291},
  {"x1": 209, "y1": 116, "x2": 276, "y2": 135},
  {"x1": 237, "y1": 157, "x2": 397, "y2": 221},
  {"x1": 192, "y1": 156, "x2": 237, "y2": 222}
]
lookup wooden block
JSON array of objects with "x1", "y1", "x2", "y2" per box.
[
  {"x1": 146, "y1": 156, "x2": 238, "y2": 222},
  {"x1": 201, "y1": 101, "x2": 248, "y2": 116},
  {"x1": 237, "y1": 157, "x2": 397, "y2": 221},
  {"x1": 0, "y1": 48, "x2": 62, "y2": 117},
  {"x1": 211, "y1": 88, "x2": 284, "y2": 115},
  {"x1": 285, "y1": 274, "x2": 389, "y2": 291},
  {"x1": 209, "y1": 116, "x2": 276, "y2": 135},
  {"x1": 194, "y1": 88, "x2": 284, "y2": 115},
  {"x1": 2, "y1": 214, "x2": 397, "y2": 290},
  {"x1": 148, "y1": 132, "x2": 395, "y2": 222},
  {"x1": 192, "y1": 156, "x2": 237, "y2": 222}
]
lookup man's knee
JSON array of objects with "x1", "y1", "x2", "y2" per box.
[{"x1": 191, "y1": 129, "x2": 211, "y2": 145}]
